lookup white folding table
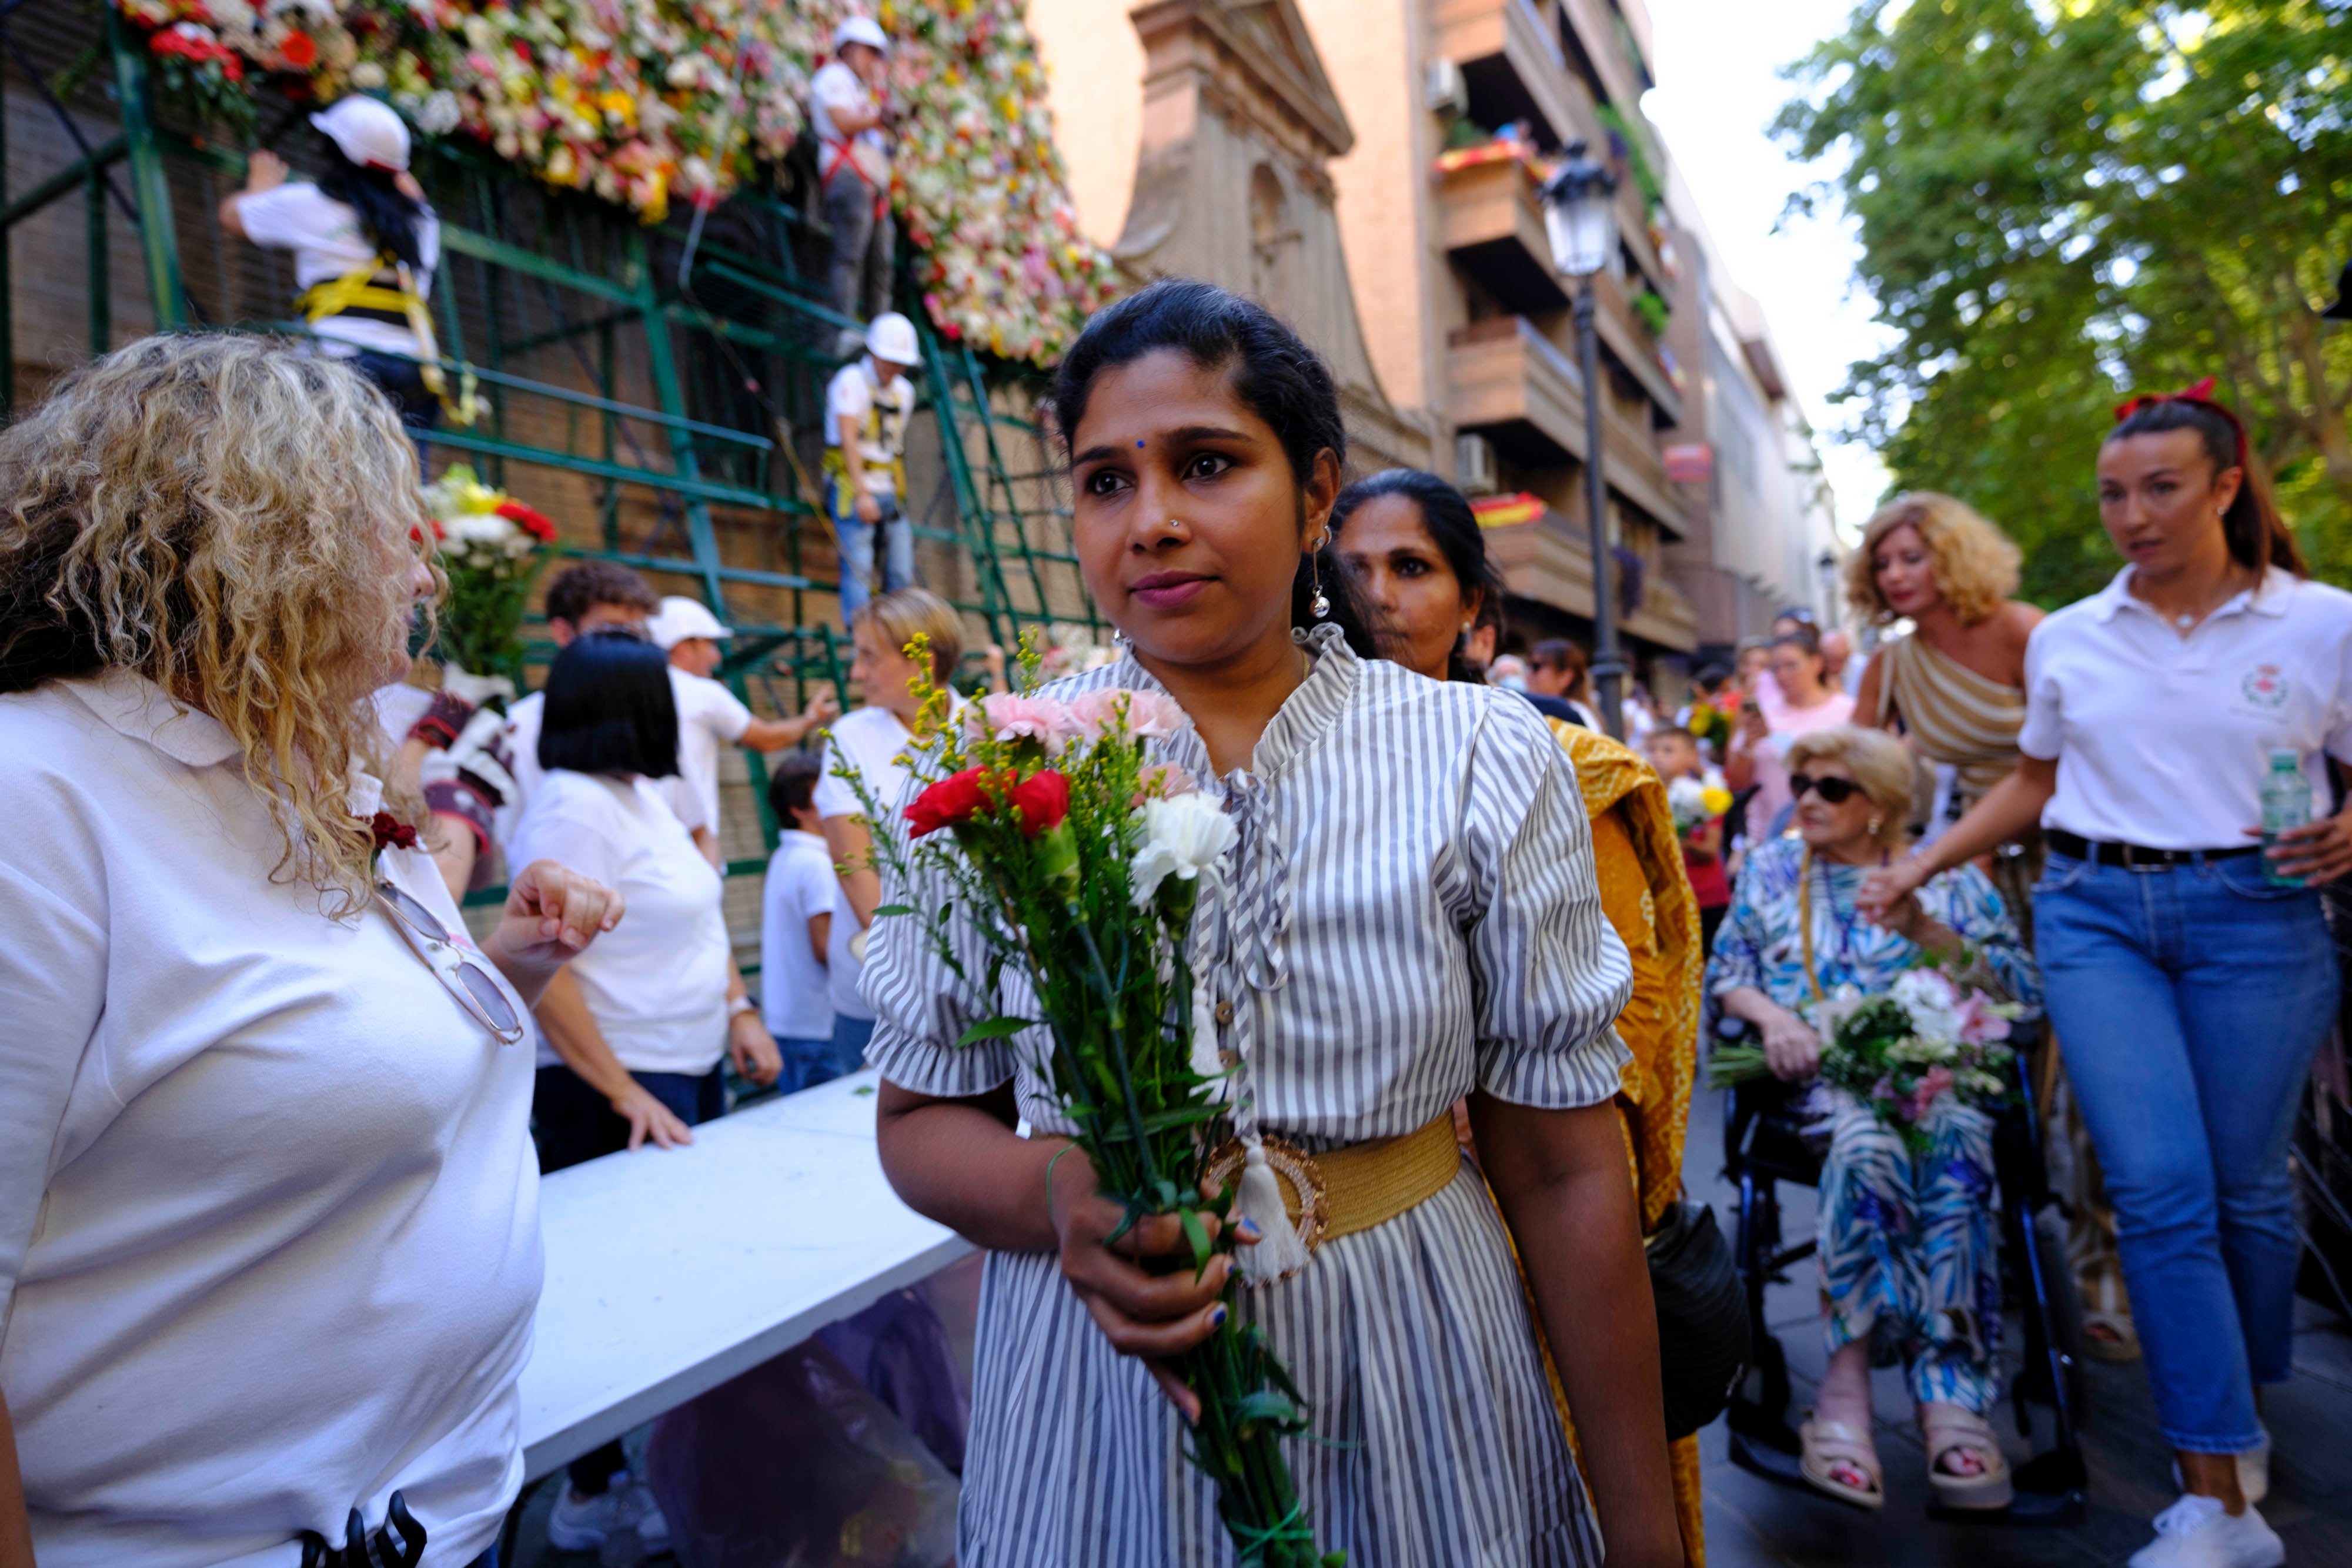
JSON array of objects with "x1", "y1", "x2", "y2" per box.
[{"x1": 517, "y1": 1068, "x2": 974, "y2": 1479}]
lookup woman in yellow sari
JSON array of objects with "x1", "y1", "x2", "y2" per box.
[{"x1": 1334, "y1": 469, "x2": 1707, "y2": 1563}]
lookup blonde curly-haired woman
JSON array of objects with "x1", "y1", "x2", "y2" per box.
[
  {"x1": 0, "y1": 337, "x2": 622, "y2": 1568},
  {"x1": 1845, "y1": 493, "x2": 2137, "y2": 1364}
]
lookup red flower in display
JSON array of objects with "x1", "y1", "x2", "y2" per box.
[
  {"x1": 904, "y1": 767, "x2": 993, "y2": 838},
  {"x1": 369, "y1": 811, "x2": 420, "y2": 854},
  {"x1": 495, "y1": 499, "x2": 557, "y2": 542},
  {"x1": 279, "y1": 30, "x2": 317, "y2": 69},
  {"x1": 1008, "y1": 770, "x2": 1071, "y2": 837}
]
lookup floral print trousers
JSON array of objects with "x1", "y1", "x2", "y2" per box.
[{"x1": 1817, "y1": 1091, "x2": 2002, "y2": 1413}]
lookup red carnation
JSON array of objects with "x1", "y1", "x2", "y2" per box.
[
  {"x1": 1008, "y1": 770, "x2": 1070, "y2": 837},
  {"x1": 495, "y1": 499, "x2": 557, "y2": 542},
  {"x1": 904, "y1": 767, "x2": 993, "y2": 838},
  {"x1": 279, "y1": 29, "x2": 317, "y2": 68},
  {"x1": 369, "y1": 811, "x2": 420, "y2": 853}
]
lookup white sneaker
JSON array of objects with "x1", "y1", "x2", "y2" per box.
[
  {"x1": 626, "y1": 1477, "x2": 671, "y2": 1549},
  {"x1": 546, "y1": 1470, "x2": 644, "y2": 1552},
  {"x1": 2169, "y1": 1428, "x2": 2273, "y2": 1506},
  {"x1": 2126, "y1": 1495, "x2": 2285, "y2": 1568}
]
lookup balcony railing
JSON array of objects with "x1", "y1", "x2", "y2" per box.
[
  {"x1": 1479, "y1": 503, "x2": 1700, "y2": 651},
  {"x1": 1435, "y1": 152, "x2": 1567, "y2": 316}
]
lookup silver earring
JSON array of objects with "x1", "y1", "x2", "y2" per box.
[
  {"x1": 1867, "y1": 815, "x2": 1884, "y2": 837},
  {"x1": 1311, "y1": 573, "x2": 1331, "y2": 621}
]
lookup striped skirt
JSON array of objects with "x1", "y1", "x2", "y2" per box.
[{"x1": 956, "y1": 1162, "x2": 1603, "y2": 1567}]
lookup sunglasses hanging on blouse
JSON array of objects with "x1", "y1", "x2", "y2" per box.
[{"x1": 375, "y1": 880, "x2": 527, "y2": 1045}]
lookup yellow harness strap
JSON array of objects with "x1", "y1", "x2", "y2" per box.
[{"x1": 296, "y1": 255, "x2": 479, "y2": 428}]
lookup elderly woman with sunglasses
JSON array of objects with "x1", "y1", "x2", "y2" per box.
[
  {"x1": 1706, "y1": 724, "x2": 2040, "y2": 1515},
  {"x1": 0, "y1": 338, "x2": 621, "y2": 1568}
]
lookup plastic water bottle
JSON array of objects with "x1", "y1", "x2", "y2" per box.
[{"x1": 2260, "y1": 748, "x2": 2310, "y2": 887}]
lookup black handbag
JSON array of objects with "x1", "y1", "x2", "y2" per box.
[{"x1": 1645, "y1": 1199, "x2": 1750, "y2": 1440}]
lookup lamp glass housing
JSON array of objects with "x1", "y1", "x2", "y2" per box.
[{"x1": 1544, "y1": 180, "x2": 1618, "y2": 279}]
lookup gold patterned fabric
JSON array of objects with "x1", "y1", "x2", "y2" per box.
[{"x1": 1505, "y1": 721, "x2": 1709, "y2": 1565}]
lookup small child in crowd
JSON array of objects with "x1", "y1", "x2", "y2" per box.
[
  {"x1": 1646, "y1": 724, "x2": 1733, "y2": 956},
  {"x1": 760, "y1": 753, "x2": 842, "y2": 1094}
]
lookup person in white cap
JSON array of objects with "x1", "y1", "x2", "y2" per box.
[
  {"x1": 646, "y1": 594, "x2": 840, "y2": 861},
  {"x1": 219, "y1": 96, "x2": 446, "y2": 436},
  {"x1": 811, "y1": 16, "x2": 898, "y2": 342},
  {"x1": 824, "y1": 310, "x2": 920, "y2": 623}
]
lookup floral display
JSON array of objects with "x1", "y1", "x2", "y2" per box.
[
  {"x1": 1665, "y1": 773, "x2": 1732, "y2": 837},
  {"x1": 850, "y1": 646, "x2": 1338, "y2": 1567},
  {"x1": 1709, "y1": 961, "x2": 2020, "y2": 1152},
  {"x1": 110, "y1": 0, "x2": 1118, "y2": 363},
  {"x1": 419, "y1": 463, "x2": 559, "y2": 698}
]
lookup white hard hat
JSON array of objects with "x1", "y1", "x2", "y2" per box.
[
  {"x1": 310, "y1": 95, "x2": 412, "y2": 173},
  {"x1": 864, "y1": 311, "x2": 920, "y2": 366},
  {"x1": 647, "y1": 596, "x2": 733, "y2": 650},
  {"x1": 834, "y1": 16, "x2": 890, "y2": 55}
]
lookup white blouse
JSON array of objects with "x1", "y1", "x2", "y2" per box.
[
  {"x1": 864, "y1": 627, "x2": 1635, "y2": 1142},
  {"x1": 0, "y1": 674, "x2": 538, "y2": 1567}
]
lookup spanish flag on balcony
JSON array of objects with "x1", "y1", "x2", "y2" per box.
[{"x1": 1471, "y1": 491, "x2": 1546, "y2": 529}]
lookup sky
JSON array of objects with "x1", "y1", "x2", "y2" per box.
[{"x1": 1638, "y1": 0, "x2": 1895, "y2": 539}]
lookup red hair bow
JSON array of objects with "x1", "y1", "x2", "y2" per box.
[{"x1": 2113, "y1": 376, "x2": 2248, "y2": 469}]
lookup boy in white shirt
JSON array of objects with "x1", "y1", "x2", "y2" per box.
[
  {"x1": 760, "y1": 753, "x2": 851, "y2": 1091},
  {"x1": 823, "y1": 312, "x2": 921, "y2": 624},
  {"x1": 646, "y1": 596, "x2": 841, "y2": 864}
]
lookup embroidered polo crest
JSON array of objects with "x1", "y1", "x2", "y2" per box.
[{"x1": 2241, "y1": 663, "x2": 2288, "y2": 710}]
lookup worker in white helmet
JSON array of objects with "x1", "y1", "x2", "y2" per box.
[
  {"x1": 823, "y1": 310, "x2": 921, "y2": 623},
  {"x1": 811, "y1": 16, "x2": 899, "y2": 352},
  {"x1": 218, "y1": 96, "x2": 459, "y2": 442}
]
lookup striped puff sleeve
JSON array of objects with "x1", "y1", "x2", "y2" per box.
[
  {"x1": 1458, "y1": 696, "x2": 1635, "y2": 1109},
  {"x1": 860, "y1": 845, "x2": 1026, "y2": 1099}
]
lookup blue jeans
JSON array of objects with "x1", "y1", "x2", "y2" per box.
[
  {"x1": 831, "y1": 1011, "x2": 876, "y2": 1072},
  {"x1": 827, "y1": 477, "x2": 911, "y2": 625},
  {"x1": 774, "y1": 1033, "x2": 861, "y2": 1094},
  {"x1": 2033, "y1": 851, "x2": 2336, "y2": 1453}
]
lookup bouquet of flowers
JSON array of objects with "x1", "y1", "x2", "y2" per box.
[
  {"x1": 1665, "y1": 772, "x2": 1732, "y2": 838},
  {"x1": 850, "y1": 644, "x2": 1340, "y2": 1568},
  {"x1": 420, "y1": 463, "x2": 558, "y2": 701},
  {"x1": 1709, "y1": 962, "x2": 2020, "y2": 1152}
]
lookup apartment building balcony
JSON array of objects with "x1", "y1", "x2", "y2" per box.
[
  {"x1": 1445, "y1": 315, "x2": 1681, "y2": 536},
  {"x1": 1435, "y1": 151, "x2": 1568, "y2": 316},
  {"x1": 1481, "y1": 499, "x2": 1699, "y2": 652}
]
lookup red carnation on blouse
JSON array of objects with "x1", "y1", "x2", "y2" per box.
[
  {"x1": 904, "y1": 767, "x2": 993, "y2": 838},
  {"x1": 369, "y1": 811, "x2": 420, "y2": 854},
  {"x1": 1008, "y1": 770, "x2": 1071, "y2": 838}
]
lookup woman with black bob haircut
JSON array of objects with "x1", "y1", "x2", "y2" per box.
[
  {"x1": 535, "y1": 629, "x2": 683, "y2": 780},
  {"x1": 864, "y1": 280, "x2": 1683, "y2": 1567}
]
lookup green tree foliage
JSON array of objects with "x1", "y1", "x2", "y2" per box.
[{"x1": 1778, "y1": 0, "x2": 2352, "y2": 605}]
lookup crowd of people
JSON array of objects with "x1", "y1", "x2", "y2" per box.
[{"x1": 3, "y1": 270, "x2": 2349, "y2": 1568}]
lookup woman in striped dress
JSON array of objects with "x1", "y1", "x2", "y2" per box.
[
  {"x1": 865, "y1": 280, "x2": 1682, "y2": 1567},
  {"x1": 1846, "y1": 494, "x2": 2137, "y2": 1362}
]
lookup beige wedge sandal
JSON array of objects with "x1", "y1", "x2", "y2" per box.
[
  {"x1": 1922, "y1": 1407, "x2": 2013, "y2": 1510},
  {"x1": 1799, "y1": 1417, "x2": 1885, "y2": 1510}
]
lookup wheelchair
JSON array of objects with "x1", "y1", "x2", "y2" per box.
[{"x1": 1716, "y1": 1017, "x2": 2090, "y2": 1523}]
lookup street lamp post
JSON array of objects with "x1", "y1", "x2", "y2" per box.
[{"x1": 1541, "y1": 140, "x2": 1625, "y2": 740}]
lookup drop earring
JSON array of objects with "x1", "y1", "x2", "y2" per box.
[{"x1": 1308, "y1": 534, "x2": 1331, "y2": 620}]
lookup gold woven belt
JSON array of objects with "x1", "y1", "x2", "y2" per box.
[{"x1": 1202, "y1": 1113, "x2": 1464, "y2": 1253}]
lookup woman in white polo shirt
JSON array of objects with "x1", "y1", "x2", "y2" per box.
[
  {"x1": 0, "y1": 336, "x2": 619, "y2": 1568},
  {"x1": 1863, "y1": 384, "x2": 2352, "y2": 1568}
]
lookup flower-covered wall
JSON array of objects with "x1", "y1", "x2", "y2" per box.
[{"x1": 115, "y1": 0, "x2": 1119, "y2": 363}]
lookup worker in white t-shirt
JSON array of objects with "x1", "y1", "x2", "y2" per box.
[
  {"x1": 219, "y1": 97, "x2": 449, "y2": 436},
  {"x1": 813, "y1": 587, "x2": 965, "y2": 1072},
  {"x1": 812, "y1": 16, "x2": 898, "y2": 349},
  {"x1": 646, "y1": 596, "x2": 841, "y2": 864},
  {"x1": 759, "y1": 753, "x2": 843, "y2": 1091},
  {"x1": 824, "y1": 311, "x2": 921, "y2": 625}
]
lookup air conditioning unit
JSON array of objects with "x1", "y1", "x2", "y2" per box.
[
  {"x1": 1455, "y1": 432, "x2": 1499, "y2": 495},
  {"x1": 1425, "y1": 58, "x2": 1469, "y2": 119}
]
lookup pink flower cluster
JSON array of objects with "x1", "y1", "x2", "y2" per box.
[{"x1": 966, "y1": 688, "x2": 1185, "y2": 750}]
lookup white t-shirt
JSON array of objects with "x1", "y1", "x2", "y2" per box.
[
  {"x1": 813, "y1": 704, "x2": 923, "y2": 1020},
  {"x1": 824, "y1": 357, "x2": 917, "y2": 498},
  {"x1": 0, "y1": 674, "x2": 538, "y2": 1568},
  {"x1": 809, "y1": 59, "x2": 890, "y2": 186},
  {"x1": 760, "y1": 830, "x2": 837, "y2": 1041},
  {"x1": 501, "y1": 686, "x2": 706, "y2": 852},
  {"x1": 2020, "y1": 567, "x2": 2352, "y2": 850},
  {"x1": 232, "y1": 182, "x2": 442, "y2": 358},
  {"x1": 670, "y1": 666, "x2": 754, "y2": 844},
  {"x1": 510, "y1": 771, "x2": 732, "y2": 1075}
]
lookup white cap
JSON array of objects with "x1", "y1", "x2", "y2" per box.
[
  {"x1": 310, "y1": 96, "x2": 412, "y2": 173},
  {"x1": 647, "y1": 596, "x2": 733, "y2": 649},
  {"x1": 865, "y1": 310, "x2": 920, "y2": 366},
  {"x1": 834, "y1": 16, "x2": 890, "y2": 55}
]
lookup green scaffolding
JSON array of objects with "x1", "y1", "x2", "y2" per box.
[{"x1": 3, "y1": 13, "x2": 1103, "y2": 902}]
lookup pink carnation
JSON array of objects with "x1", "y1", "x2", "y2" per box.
[
  {"x1": 1122, "y1": 691, "x2": 1185, "y2": 738},
  {"x1": 974, "y1": 693, "x2": 1074, "y2": 746},
  {"x1": 1140, "y1": 762, "x2": 1196, "y2": 798},
  {"x1": 1909, "y1": 1065, "x2": 1956, "y2": 1122}
]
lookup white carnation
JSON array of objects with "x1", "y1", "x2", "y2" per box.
[
  {"x1": 1892, "y1": 968, "x2": 1964, "y2": 1044},
  {"x1": 1130, "y1": 793, "x2": 1237, "y2": 907},
  {"x1": 418, "y1": 91, "x2": 464, "y2": 136}
]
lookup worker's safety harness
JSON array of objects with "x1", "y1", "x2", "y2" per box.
[{"x1": 296, "y1": 255, "x2": 479, "y2": 426}]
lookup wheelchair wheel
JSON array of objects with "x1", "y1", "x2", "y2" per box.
[{"x1": 2031, "y1": 1205, "x2": 2091, "y2": 1418}]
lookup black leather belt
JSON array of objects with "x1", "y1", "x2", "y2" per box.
[{"x1": 2046, "y1": 828, "x2": 2261, "y2": 870}]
